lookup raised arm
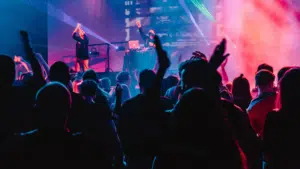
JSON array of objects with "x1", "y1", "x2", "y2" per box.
[
  {"x1": 35, "y1": 53, "x2": 50, "y2": 80},
  {"x1": 209, "y1": 39, "x2": 230, "y2": 70},
  {"x1": 72, "y1": 32, "x2": 81, "y2": 41},
  {"x1": 72, "y1": 23, "x2": 82, "y2": 41},
  {"x1": 136, "y1": 20, "x2": 148, "y2": 42},
  {"x1": 148, "y1": 36, "x2": 170, "y2": 100},
  {"x1": 20, "y1": 30, "x2": 46, "y2": 88},
  {"x1": 219, "y1": 58, "x2": 229, "y2": 84}
]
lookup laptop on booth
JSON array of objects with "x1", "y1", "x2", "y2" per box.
[{"x1": 128, "y1": 40, "x2": 140, "y2": 50}]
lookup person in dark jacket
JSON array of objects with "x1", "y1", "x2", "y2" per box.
[{"x1": 72, "y1": 23, "x2": 89, "y2": 72}]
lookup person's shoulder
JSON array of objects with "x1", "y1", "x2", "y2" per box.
[
  {"x1": 168, "y1": 85, "x2": 177, "y2": 91},
  {"x1": 221, "y1": 98, "x2": 246, "y2": 118},
  {"x1": 0, "y1": 134, "x2": 25, "y2": 163},
  {"x1": 71, "y1": 91, "x2": 83, "y2": 100},
  {"x1": 221, "y1": 98, "x2": 243, "y2": 111},
  {"x1": 123, "y1": 94, "x2": 143, "y2": 104},
  {"x1": 160, "y1": 96, "x2": 174, "y2": 110}
]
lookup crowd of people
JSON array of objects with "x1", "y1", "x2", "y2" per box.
[{"x1": 0, "y1": 30, "x2": 299, "y2": 169}]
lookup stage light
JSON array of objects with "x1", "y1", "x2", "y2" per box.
[
  {"x1": 116, "y1": 46, "x2": 126, "y2": 51},
  {"x1": 191, "y1": 0, "x2": 215, "y2": 21},
  {"x1": 179, "y1": 0, "x2": 210, "y2": 45}
]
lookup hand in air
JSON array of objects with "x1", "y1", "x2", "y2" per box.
[
  {"x1": 74, "y1": 23, "x2": 81, "y2": 33},
  {"x1": 154, "y1": 35, "x2": 170, "y2": 70},
  {"x1": 20, "y1": 30, "x2": 29, "y2": 41},
  {"x1": 209, "y1": 38, "x2": 230, "y2": 70},
  {"x1": 136, "y1": 20, "x2": 142, "y2": 28},
  {"x1": 191, "y1": 51, "x2": 207, "y2": 60},
  {"x1": 221, "y1": 57, "x2": 228, "y2": 69}
]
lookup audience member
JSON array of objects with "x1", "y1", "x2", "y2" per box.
[
  {"x1": 264, "y1": 68, "x2": 300, "y2": 169},
  {"x1": 100, "y1": 77, "x2": 112, "y2": 93},
  {"x1": 232, "y1": 74, "x2": 252, "y2": 111},
  {"x1": 118, "y1": 35, "x2": 171, "y2": 169},
  {"x1": 49, "y1": 61, "x2": 84, "y2": 132},
  {"x1": 257, "y1": 63, "x2": 274, "y2": 73},
  {"x1": 0, "y1": 28, "x2": 298, "y2": 169},
  {"x1": 277, "y1": 66, "x2": 292, "y2": 83},
  {"x1": 82, "y1": 69, "x2": 111, "y2": 105},
  {"x1": 164, "y1": 60, "x2": 189, "y2": 104},
  {"x1": 247, "y1": 70, "x2": 277, "y2": 138},
  {"x1": 161, "y1": 75, "x2": 179, "y2": 95},
  {"x1": 78, "y1": 80, "x2": 124, "y2": 169}
]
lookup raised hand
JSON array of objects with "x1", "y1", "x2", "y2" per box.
[
  {"x1": 73, "y1": 23, "x2": 81, "y2": 33},
  {"x1": 20, "y1": 30, "x2": 29, "y2": 43},
  {"x1": 136, "y1": 20, "x2": 142, "y2": 28},
  {"x1": 154, "y1": 35, "x2": 170, "y2": 70},
  {"x1": 20, "y1": 30, "x2": 45, "y2": 85},
  {"x1": 191, "y1": 51, "x2": 207, "y2": 60},
  {"x1": 20, "y1": 30, "x2": 32, "y2": 58},
  {"x1": 221, "y1": 57, "x2": 228, "y2": 69},
  {"x1": 209, "y1": 38, "x2": 230, "y2": 70}
]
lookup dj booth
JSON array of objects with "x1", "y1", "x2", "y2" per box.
[{"x1": 123, "y1": 48, "x2": 157, "y2": 72}]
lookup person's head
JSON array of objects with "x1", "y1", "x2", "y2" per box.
[
  {"x1": 232, "y1": 74, "x2": 252, "y2": 101},
  {"x1": 148, "y1": 29, "x2": 155, "y2": 39},
  {"x1": 82, "y1": 69, "x2": 98, "y2": 82},
  {"x1": 80, "y1": 80, "x2": 98, "y2": 98},
  {"x1": 257, "y1": 63, "x2": 273, "y2": 73},
  {"x1": 139, "y1": 69, "x2": 156, "y2": 93},
  {"x1": 50, "y1": 61, "x2": 70, "y2": 86},
  {"x1": 162, "y1": 75, "x2": 179, "y2": 94},
  {"x1": 0, "y1": 55, "x2": 15, "y2": 87},
  {"x1": 280, "y1": 68, "x2": 300, "y2": 111},
  {"x1": 181, "y1": 59, "x2": 221, "y2": 95},
  {"x1": 164, "y1": 75, "x2": 179, "y2": 87},
  {"x1": 173, "y1": 88, "x2": 221, "y2": 131},
  {"x1": 255, "y1": 70, "x2": 275, "y2": 94},
  {"x1": 116, "y1": 71, "x2": 131, "y2": 86},
  {"x1": 99, "y1": 77, "x2": 111, "y2": 93},
  {"x1": 120, "y1": 84, "x2": 131, "y2": 104},
  {"x1": 277, "y1": 66, "x2": 293, "y2": 83},
  {"x1": 35, "y1": 82, "x2": 71, "y2": 129},
  {"x1": 178, "y1": 60, "x2": 190, "y2": 77}
]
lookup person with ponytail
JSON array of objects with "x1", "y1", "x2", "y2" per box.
[{"x1": 232, "y1": 74, "x2": 252, "y2": 112}]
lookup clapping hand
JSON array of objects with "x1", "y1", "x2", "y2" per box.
[{"x1": 209, "y1": 38, "x2": 230, "y2": 70}]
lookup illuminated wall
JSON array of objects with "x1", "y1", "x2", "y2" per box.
[{"x1": 0, "y1": 0, "x2": 48, "y2": 61}]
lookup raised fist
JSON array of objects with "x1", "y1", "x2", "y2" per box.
[{"x1": 136, "y1": 20, "x2": 142, "y2": 28}]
